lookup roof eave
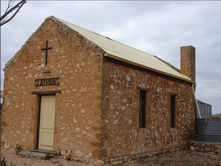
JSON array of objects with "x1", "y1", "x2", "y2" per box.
[{"x1": 104, "y1": 53, "x2": 195, "y2": 84}]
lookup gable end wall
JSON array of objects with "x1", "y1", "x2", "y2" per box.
[{"x1": 2, "y1": 17, "x2": 104, "y2": 161}]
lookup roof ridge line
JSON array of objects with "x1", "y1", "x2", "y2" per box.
[{"x1": 53, "y1": 16, "x2": 155, "y2": 58}]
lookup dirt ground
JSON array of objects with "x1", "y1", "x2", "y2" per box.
[
  {"x1": 1, "y1": 149, "x2": 221, "y2": 166},
  {"x1": 122, "y1": 150, "x2": 221, "y2": 166}
]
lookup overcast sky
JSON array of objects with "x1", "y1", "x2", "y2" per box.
[{"x1": 1, "y1": 1, "x2": 221, "y2": 114}]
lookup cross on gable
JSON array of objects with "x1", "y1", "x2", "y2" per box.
[{"x1": 41, "y1": 40, "x2": 53, "y2": 65}]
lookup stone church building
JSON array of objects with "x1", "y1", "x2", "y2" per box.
[{"x1": 2, "y1": 16, "x2": 196, "y2": 164}]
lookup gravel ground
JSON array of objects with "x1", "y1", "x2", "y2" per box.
[
  {"x1": 1, "y1": 149, "x2": 221, "y2": 166},
  {"x1": 1, "y1": 150, "x2": 88, "y2": 166},
  {"x1": 122, "y1": 150, "x2": 221, "y2": 166}
]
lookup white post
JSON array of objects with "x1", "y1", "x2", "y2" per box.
[{"x1": 192, "y1": 84, "x2": 201, "y2": 119}]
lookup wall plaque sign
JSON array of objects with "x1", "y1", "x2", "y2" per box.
[{"x1": 35, "y1": 77, "x2": 59, "y2": 86}]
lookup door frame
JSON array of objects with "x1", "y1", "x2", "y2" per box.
[
  {"x1": 36, "y1": 94, "x2": 42, "y2": 149},
  {"x1": 38, "y1": 95, "x2": 56, "y2": 150},
  {"x1": 36, "y1": 94, "x2": 57, "y2": 150},
  {"x1": 32, "y1": 90, "x2": 61, "y2": 150}
]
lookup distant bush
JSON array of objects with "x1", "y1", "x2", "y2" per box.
[{"x1": 212, "y1": 115, "x2": 221, "y2": 119}]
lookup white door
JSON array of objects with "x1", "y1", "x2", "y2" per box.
[{"x1": 38, "y1": 96, "x2": 56, "y2": 150}]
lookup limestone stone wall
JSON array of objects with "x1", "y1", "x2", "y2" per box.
[
  {"x1": 180, "y1": 46, "x2": 195, "y2": 82},
  {"x1": 103, "y1": 147, "x2": 180, "y2": 165},
  {"x1": 101, "y1": 59, "x2": 195, "y2": 160},
  {"x1": 2, "y1": 17, "x2": 103, "y2": 161},
  {"x1": 190, "y1": 141, "x2": 221, "y2": 155}
]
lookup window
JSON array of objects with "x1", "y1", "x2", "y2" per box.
[
  {"x1": 139, "y1": 90, "x2": 146, "y2": 128},
  {"x1": 138, "y1": 87, "x2": 150, "y2": 128},
  {"x1": 170, "y1": 95, "x2": 176, "y2": 128}
]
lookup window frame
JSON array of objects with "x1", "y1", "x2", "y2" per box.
[
  {"x1": 138, "y1": 87, "x2": 150, "y2": 128},
  {"x1": 170, "y1": 94, "x2": 176, "y2": 128},
  {"x1": 139, "y1": 90, "x2": 146, "y2": 128}
]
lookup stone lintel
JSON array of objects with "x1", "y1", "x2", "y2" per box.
[
  {"x1": 137, "y1": 87, "x2": 150, "y2": 92},
  {"x1": 170, "y1": 93, "x2": 178, "y2": 96},
  {"x1": 31, "y1": 90, "x2": 61, "y2": 95}
]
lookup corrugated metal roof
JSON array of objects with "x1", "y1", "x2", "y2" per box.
[
  {"x1": 54, "y1": 16, "x2": 192, "y2": 82},
  {"x1": 197, "y1": 99, "x2": 212, "y2": 106}
]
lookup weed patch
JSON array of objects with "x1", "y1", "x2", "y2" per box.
[{"x1": 14, "y1": 144, "x2": 24, "y2": 155}]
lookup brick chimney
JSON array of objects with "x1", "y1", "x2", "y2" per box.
[{"x1": 180, "y1": 46, "x2": 195, "y2": 82}]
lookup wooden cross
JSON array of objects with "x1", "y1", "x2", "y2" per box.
[{"x1": 41, "y1": 40, "x2": 53, "y2": 65}]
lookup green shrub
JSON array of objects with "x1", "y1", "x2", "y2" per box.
[
  {"x1": 14, "y1": 144, "x2": 24, "y2": 155},
  {"x1": 45, "y1": 153, "x2": 51, "y2": 160},
  {"x1": 66, "y1": 156, "x2": 71, "y2": 161}
]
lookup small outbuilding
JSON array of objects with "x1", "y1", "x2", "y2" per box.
[
  {"x1": 2, "y1": 16, "x2": 196, "y2": 163},
  {"x1": 196, "y1": 99, "x2": 212, "y2": 119}
]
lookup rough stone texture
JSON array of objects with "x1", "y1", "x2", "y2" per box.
[
  {"x1": 18, "y1": 151, "x2": 54, "y2": 160},
  {"x1": 100, "y1": 59, "x2": 195, "y2": 160},
  {"x1": 180, "y1": 46, "x2": 195, "y2": 82},
  {"x1": 1, "y1": 17, "x2": 103, "y2": 162},
  {"x1": 1, "y1": 16, "x2": 196, "y2": 164},
  {"x1": 103, "y1": 148, "x2": 180, "y2": 165},
  {"x1": 190, "y1": 141, "x2": 221, "y2": 155}
]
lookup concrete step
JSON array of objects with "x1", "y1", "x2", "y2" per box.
[{"x1": 18, "y1": 151, "x2": 55, "y2": 160}]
